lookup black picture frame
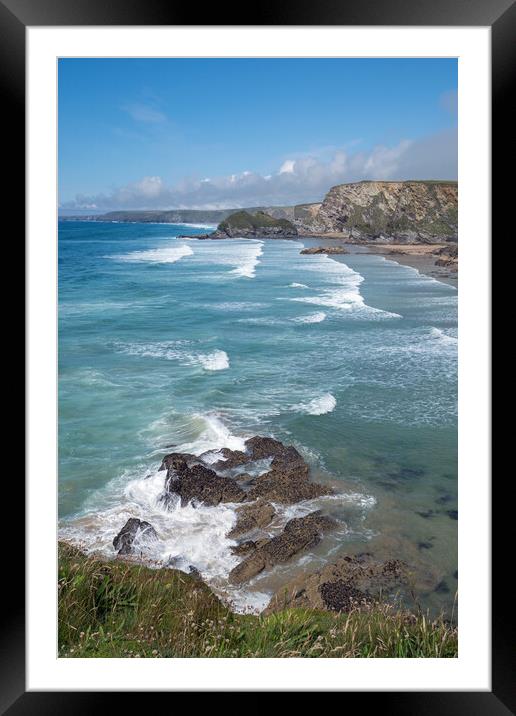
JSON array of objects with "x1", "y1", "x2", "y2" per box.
[{"x1": 5, "y1": 0, "x2": 508, "y2": 708}]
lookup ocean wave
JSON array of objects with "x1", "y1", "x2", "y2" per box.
[
  {"x1": 429, "y1": 327, "x2": 458, "y2": 346},
  {"x1": 113, "y1": 341, "x2": 229, "y2": 372},
  {"x1": 107, "y1": 244, "x2": 193, "y2": 264},
  {"x1": 186, "y1": 239, "x2": 264, "y2": 279},
  {"x1": 197, "y1": 350, "x2": 230, "y2": 371},
  {"x1": 229, "y1": 242, "x2": 263, "y2": 278},
  {"x1": 292, "y1": 311, "x2": 326, "y2": 324},
  {"x1": 295, "y1": 393, "x2": 337, "y2": 415},
  {"x1": 290, "y1": 253, "x2": 401, "y2": 319},
  {"x1": 289, "y1": 282, "x2": 309, "y2": 289}
]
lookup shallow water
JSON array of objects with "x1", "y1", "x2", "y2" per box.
[{"x1": 58, "y1": 221, "x2": 457, "y2": 615}]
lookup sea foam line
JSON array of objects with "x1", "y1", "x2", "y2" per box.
[{"x1": 107, "y1": 244, "x2": 193, "y2": 264}]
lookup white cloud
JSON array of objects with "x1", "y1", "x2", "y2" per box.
[
  {"x1": 63, "y1": 129, "x2": 457, "y2": 211},
  {"x1": 279, "y1": 159, "x2": 296, "y2": 174}
]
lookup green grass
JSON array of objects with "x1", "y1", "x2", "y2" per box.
[
  {"x1": 218, "y1": 210, "x2": 295, "y2": 232},
  {"x1": 58, "y1": 542, "x2": 458, "y2": 658}
]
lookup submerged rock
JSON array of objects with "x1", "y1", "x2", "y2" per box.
[
  {"x1": 265, "y1": 554, "x2": 409, "y2": 613},
  {"x1": 113, "y1": 518, "x2": 158, "y2": 556},
  {"x1": 227, "y1": 499, "x2": 276, "y2": 538},
  {"x1": 229, "y1": 511, "x2": 337, "y2": 584}
]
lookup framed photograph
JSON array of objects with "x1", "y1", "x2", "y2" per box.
[{"x1": 6, "y1": 0, "x2": 507, "y2": 706}]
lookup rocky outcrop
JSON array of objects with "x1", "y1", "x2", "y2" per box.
[
  {"x1": 228, "y1": 499, "x2": 276, "y2": 538},
  {"x1": 161, "y1": 453, "x2": 246, "y2": 506},
  {"x1": 160, "y1": 436, "x2": 332, "y2": 508},
  {"x1": 300, "y1": 180, "x2": 458, "y2": 243},
  {"x1": 433, "y1": 244, "x2": 458, "y2": 271},
  {"x1": 229, "y1": 511, "x2": 337, "y2": 584},
  {"x1": 210, "y1": 210, "x2": 298, "y2": 238},
  {"x1": 113, "y1": 518, "x2": 158, "y2": 556},
  {"x1": 300, "y1": 246, "x2": 349, "y2": 255},
  {"x1": 265, "y1": 554, "x2": 409, "y2": 613}
]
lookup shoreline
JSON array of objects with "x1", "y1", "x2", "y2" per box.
[
  {"x1": 363, "y1": 245, "x2": 458, "y2": 288},
  {"x1": 295, "y1": 235, "x2": 458, "y2": 288}
]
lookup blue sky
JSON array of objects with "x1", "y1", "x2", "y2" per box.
[{"x1": 59, "y1": 58, "x2": 457, "y2": 211}]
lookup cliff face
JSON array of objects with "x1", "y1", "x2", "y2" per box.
[{"x1": 295, "y1": 181, "x2": 458, "y2": 243}]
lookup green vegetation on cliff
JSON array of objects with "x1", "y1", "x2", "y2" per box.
[
  {"x1": 216, "y1": 210, "x2": 297, "y2": 236},
  {"x1": 58, "y1": 542, "x2": 457, "y2": 658}
]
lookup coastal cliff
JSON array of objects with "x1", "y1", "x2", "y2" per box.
[
  {"x1": 61, "y1": 180, "x2": 457, "y2": 245},
  {"x1": 293, "y1": 180, "x2": 458, "y2": 242}
]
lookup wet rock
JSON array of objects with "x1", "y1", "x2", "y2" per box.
[
  {"x1": 300, "y1": 246, "x2": 349, "y2": 255},
  {"x1": 166, "y1": 463, "x2": 246, "y2": 507},
  {"x1": 265, "y1": 554, "x2": 409, "y2": 614},
  {"x1": 188, "y1": 565, "x2": 203, "y2": 579},
  {"x1": 229, "y1": 511, "x2": 337, "y2": 584},
  {"x1": 159, "y1": 452, "x2": 198, "y2": 473},
  {"x1": 211, "y1": 447, "x2": 250, "y2": 471},
  {"x1": 227, "y1": 499, "x2": 276, "y2": 538},
  {"x1": 245, "y1": 436, "x2": 299, "y2": 462},
  {"x1": 230, "y1": 538, "x2": 268, "y2": 556},
  {"x1": 247, "y1": 463, "x2": 331, "y2": 504},
  {"x1": 113, "y1": 518, "x2": 158, "y2": 556}
]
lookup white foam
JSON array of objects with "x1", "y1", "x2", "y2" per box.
[
  {"x1": 429, "y1": 327, "x2": 458, "y2": 346},
  {"x1": 290, "y1": 252, "x2": 401, "y2": 319},
  {"x1": 229, "y1": 242, "x2": 263, "y2": 278},
  {"x1": 186, "y1": 239, "x2": 264, "y2": 279},
  {"x1": 295, "y1": 393, "x2": 337, "y2": 415},
  {"x1": 292, "y1": 311, "x2": 326, "y2": 324},
  {"x1": 108, "y1": 243, "x2": 193, "y2": 264},
  {"x1": 174, "y1": 413, "x2": 247, "y2": 457},
  {"x1": 197, "y1": 349, "x2": 230, "y2": 371},
  {"x1": 289, "y1": 282, "x2": 309, "y2": 289},
  {"x1": 113, "y1": 341, "x2": 230, "y2": 372}
]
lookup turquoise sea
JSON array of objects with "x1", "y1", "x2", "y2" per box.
[{"x1": 58, "y1": 220, "x2": 458, "y2": 614}]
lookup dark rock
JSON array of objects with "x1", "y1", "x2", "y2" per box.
[
  {"x1": 319, "y1": 580, "x2": 371, "y2": 612},
  {"x1": 227, "y1": 499, "x2": 276, "y2": 538},
  {"x1": 211, "y1": 447, "x2": 250, "y2": 471},
  {"x1": 415, "y1": 510, "x2": 436, "y2": 520},
  {"x1": 417, "y1": 541, "x2": 434, "y2": 551},
  {"x1": 245, "y1": 435, "x2": 299, "y2": 461},
  {"x1": 113, "y1": 518, "x2": 158, "y2": 556},
  {"x1": 166, "y1": 463, "x2": 246, "y2": 507},
  {"x1": 446, "y1": 509, "x2": 458, "y2": 520},
  {"x1": 229, "y1": 511, "x2": 337, "y2": 584},
  {"x1": 230, "y1": 539, "x2": 268, "y2": 556},
  {"x1": 435, "y1": 579, "x2": 450, "y2": 594},
  {"x1": 159, "y1": 451, "x2": 198, "y2": 473},
  {"x1": 265, "y1": 554, "x2": 409, "y2": 614},
  {"x1": 246, "y1": 464, "x2": 331, "y2": 504},
  {"x1": 300, "y1": 246, "x2": 349, "y2": 255}
]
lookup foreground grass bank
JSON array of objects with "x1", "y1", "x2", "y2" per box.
[{"x1": 58, "y1": 542, "x2": 457, "y2": 658}]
